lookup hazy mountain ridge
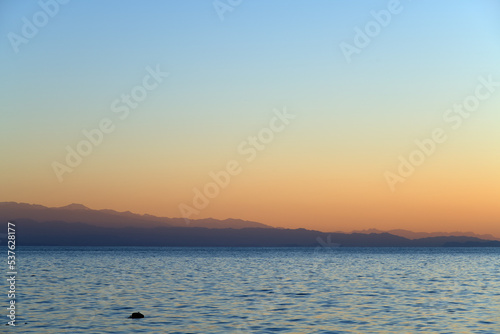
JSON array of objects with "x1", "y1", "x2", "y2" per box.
[
  {"x1": 1, "y1": 202, "x2": 499, "y2": 245},
  {"x1": 0, "y1": 202, "x2": 271, "y2": 229},
  {"x1": 10, "y1": 219, "x2": 500, "y2": 247},
  {"x1": 351, "y1": 228, "x2": 500, "y2": 241}
]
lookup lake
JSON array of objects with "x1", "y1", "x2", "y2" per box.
[{"x1": 3, "y1": 247, "x2": 500, "y2": 333}]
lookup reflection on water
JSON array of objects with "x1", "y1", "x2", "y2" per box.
[{"x1": 3, "y1": 247, "x2": 500, "y2": 333}]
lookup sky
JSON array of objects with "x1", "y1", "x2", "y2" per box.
[{"x1": 1, "y1": 0, "x2": 500, "y2": 235}]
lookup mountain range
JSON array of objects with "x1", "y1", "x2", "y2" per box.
[
  {"x1": 350, "y1": 228, "x2": 499, "y2": 241},
  {"x1": 0, "y1": 202, "x2": 270, "y2": 229},
  {"x1": 1, "y1": 202, "x2": 499, "y2": 247}
]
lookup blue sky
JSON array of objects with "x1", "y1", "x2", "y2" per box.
[{"x1": 1, "y1": 0, "x2": 500, "y2": 232}]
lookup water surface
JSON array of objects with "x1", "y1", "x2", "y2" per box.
[{"x1": 3, "y1": 247, "x2": 500, "y2": 333}]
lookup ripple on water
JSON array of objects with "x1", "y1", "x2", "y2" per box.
[{"x1": 3, "y1": 247, "x2": 500, "y2": 333}]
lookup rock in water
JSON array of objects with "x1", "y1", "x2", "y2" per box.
[{"x1": 129, "y1": 312, "x2": 145, "y2": 319}]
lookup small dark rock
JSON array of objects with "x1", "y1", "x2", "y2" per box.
[{"x1": 129, "y1": 312, "x2": 144, "y2": 319}]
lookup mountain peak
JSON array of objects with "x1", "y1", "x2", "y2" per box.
[{"x1": 58, "y1": 203, "x2": 90, "y2": 210}]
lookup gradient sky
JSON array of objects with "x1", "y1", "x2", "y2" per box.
[{"x1": 1, "y1": 0, "x2": 500, "y2": 235}]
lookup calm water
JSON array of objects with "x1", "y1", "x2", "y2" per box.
[{"x1": 3, "y1": 247, "x2": 500, "y2": 333}]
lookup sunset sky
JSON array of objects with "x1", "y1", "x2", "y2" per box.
[{"x1": 1, "y1": 0, "x2": 500, "y2": 235}]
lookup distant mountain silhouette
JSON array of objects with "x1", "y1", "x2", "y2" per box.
[
  {"x1": 0, "y1": 202, "x2": 271, "y2": 229},
  {"x1": 351, "y1": 228, "x2": 500, "y2": 241},
  {"x1": 59, "y1": 203, "x2": 91, "y2": 210},
  {"x1": 2, "y1": 202, "x2": 499, "y2": 247},
  {"x1": 10, "y1": 219, "x2": 500, "y2": 247}
]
